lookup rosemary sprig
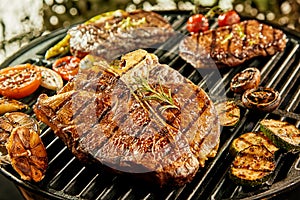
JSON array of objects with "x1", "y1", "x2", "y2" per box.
[{"x1": 134, "y1": 77, "x2": 179, "y2": 112}]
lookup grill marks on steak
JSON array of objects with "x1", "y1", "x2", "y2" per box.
[
  {"x1": 68, "y1": 10, "x2": 174, "y2": 60},
  {"x1": 179, "y1": 20, "x2": 287, "y2": 68},
  {"x1": 34, "y1": 49, "x2": 220, "y2": 186}
]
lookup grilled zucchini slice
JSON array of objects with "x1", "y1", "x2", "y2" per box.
[
  {"x1": 215, "y1": 100, "x2": 240, "y2": 126},
  {"x1": 260, "y1": 119, "x2": 300, "y2": 152},
  {"x1": 229, "y1": 145, "x2": 276, "y2": 187},
  {"x1": 230, "y1": 132, "x2": 279, "y2": 156}
]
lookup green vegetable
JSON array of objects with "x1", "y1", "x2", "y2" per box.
[
  {"x1": 229, "y1": 145, "x2": 276, "y2": 187},
  {"x1": 230, "y1": 132, "x2": 279, "y2": 156},
  {"x1": 45, "y1": 10, "x2": 127, "y2": 59},
  {"x1": 260, "y1": 119, "x2": 300, "y2": 152},
  {"x1": 45, "y1": 34, "x2": 70, "y2": 60}
]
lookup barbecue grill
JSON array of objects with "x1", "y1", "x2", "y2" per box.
[{"x1": 0, "y1": 11, "x2": 300, "y2": 200}]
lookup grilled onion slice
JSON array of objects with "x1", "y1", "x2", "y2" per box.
[
  {"x1": 0, "y1": 97, "x2": 28, "y2": 115},
  {"x1": 242, "y1": 87, "x2": 280, "y2": 112},
  {"x1": 6, "y1": 126, "x2": 47, "y2": 182},
  {"x1": 0, "y1": 112, "x2": 40, "y2": 161}
]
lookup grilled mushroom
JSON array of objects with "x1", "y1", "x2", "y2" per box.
[
  {"x1": 6, "y1": 126, "x2": 47, "y2": 182},
  {"x1": 242, "y1": 87, "x2": 280, "y2": 112},
  {"x1": 230, "y1": 67, "x2": 261, "y2": 93}
]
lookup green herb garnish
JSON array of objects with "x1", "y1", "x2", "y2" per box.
[
  {"x1": 134, "y1": 77, "x2": 179, "y2": 112},
  {"x1": 119, "y1": 17, "x2": 146, "y2": 30},
  {"x1": 221, "y1": 24, "x2": 245, "y2": 44}
]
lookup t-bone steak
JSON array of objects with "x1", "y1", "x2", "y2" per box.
[{"x1": 34, "y1": 49, "x2": 220, "y2": 186}]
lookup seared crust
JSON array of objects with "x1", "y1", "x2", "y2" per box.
[
  {"x1": 69, "y1": 10, "x2": 174, "y2": 60},
  {"x1": 34, "y1": 49, "x2": 220, "y2": 186},
  {"x1": 179, "y1": 20, "x2": 287, "y2": 68}
]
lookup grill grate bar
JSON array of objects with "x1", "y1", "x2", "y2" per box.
[
  {"x1": 210, "y1": 178, "x2": 226, "y2": 199},
  {"x1": 165, "y1": 185, "x2": 186, "y2": 200},
  {"x1": 119, "y1": 189, "x2": 133, "y2": 200},
  {"x1": 45, "y1": 134, "x2": 60, "y2": 149},
  {"x1": 278, "y1": 61, "x2": 300, "y2": 98},
  {"x1": 260, "y1": 40, "x2": 287, "y2": 80},
  {"x1": 95, "y1": 182, "x2": 115, "y2": 200},
  {"x1": 209, "y1": 68, "x2": 239, "y2": 95},
  {"x1": 49, "y1": 157, "x2": 76, "y2": 186},
  {"x1": 287, "y1": 85, "x2": 300, "y2": 112},
  {"x1": 77, "y1": 173, "x2": 100, "y2": 197},
  {"x1": 62, "y1": 166, "x2": 86, "y2": 192},
  {"x1": 142, "y1": 193, "x2": 151, "y2": 200},
  {"x1": 39, "y1": 126, "x2": 53, "y2": 138},
  {"x1": 265, "y1": 43, "x2": 299, "y2": 88},
  {"x1": 48, "y1": 145, "x2": 68, "y2": 165}
]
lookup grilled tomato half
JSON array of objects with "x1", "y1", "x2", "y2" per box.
[
  {"x1": 52, "y1": 56, "x2": 80, "y2": 81},
  {"x1": 0, "y1": 64, "x2": 42, "y2": 99}
]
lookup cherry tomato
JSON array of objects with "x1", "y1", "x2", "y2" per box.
[
  {"x1": 52, "y1": 56, "x2": 80, "y2": 81},
  {"x1": 39, "y1": 67, "x2": 63, "y2": 91},
  {"x1": 187, "y1": 14, "x2": 209, "y2": 33},
  {"x1": 218, "y1": 10, "x2": 240, "y2": 27},
  {"x1": 0, "y1": 64, "x2": 42, "y2": 99}
]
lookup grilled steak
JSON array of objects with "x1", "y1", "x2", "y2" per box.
[
  {"x1": 68, "y1": 10, "x2": 174, "y2": 60},
  {"x1": 179, "y1": 20, "x2": 287, "y2": 68},
  {"x1": 34, "y1": 49, "x2": 220, "y2": 186}
]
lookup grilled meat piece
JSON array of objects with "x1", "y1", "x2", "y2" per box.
[
  {"x1": 34, "y1": 49, "x2": 220, "y2": 186},
  {"x1": 68, "y1": 10, "x2": 174, "y2": 60},
  {"x1": 179, "y1": 20, "x2": 287, "y2": 68}
]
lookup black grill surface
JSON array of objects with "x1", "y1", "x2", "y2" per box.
[{"x1": 0, "y1": 11, "x2": 300, "y2": 200}]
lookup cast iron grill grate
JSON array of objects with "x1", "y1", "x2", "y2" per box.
[{"x1": 0, "y1": 11, "x2": 300, "y2": 200}]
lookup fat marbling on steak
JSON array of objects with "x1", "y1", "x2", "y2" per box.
[
  {"x1": 68, "y1": 10, "x2": 174, "y2": 60},
  {"x1": 34, "y1": 49, "x2": 220, "y2": 186},
  {"x1": 179, "y1": 20, "x2": 287, "y2": 68}
]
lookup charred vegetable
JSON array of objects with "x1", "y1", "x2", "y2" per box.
[
  {"x1": 6, "y1": 126, "x2": 47, "y2": 182},
  {"x1": 215, "y1": 100, "x2": 240, "y2": 126},
  {"x1": 230, "y1": 67, "x2": 261, "y2": 93},
  {"x1": 52, "y1": 56, "x2": 80, "y2": 81},
  {"x1": 39, "y1": 67, "x2": 63, "y2": 91},
  {"x1": 0, "y1": 112, "x2": 40, "y2": 162},
  {"x1": 242, "y1": 87, "x2": 280, "y2": 112},
  {"x1": 0, "y1": 64, "x2": 42, "y2": 99},
  {"x1": 0, "y1": 97, "x2": 28, "y2": 115},
  {"x1": 230, "y1": 132, "x2": 279, "y2": 156},
  {"x1": 260, "y1": 119, "x2": 300, "y2": 152},
  {"x1": 229, "y1": 145, "x2": 276, "y2": 187}
]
